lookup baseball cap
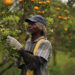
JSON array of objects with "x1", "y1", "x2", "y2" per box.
[{"x1": 25, "y1": 15, "x2": 46, "y2": 26}]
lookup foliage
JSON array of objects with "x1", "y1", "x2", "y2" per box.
[
  {"x1": 0, "y1": 0, "x2": 75, "y2": 62},
  {"x1": 49, "y1": 51, "x2": 75, "y2": 75},
  {"x1": 67, "y1": 0, "x2": 75, "y2": 7},
  {"x1": 0, "y1": 1, "x2": 75, "y2": 75}
]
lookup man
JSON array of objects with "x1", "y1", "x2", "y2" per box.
[{"x1": 6, "y1": 15, "x2": 52, "y2": 75}]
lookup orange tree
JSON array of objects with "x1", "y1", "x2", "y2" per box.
[
  {"x1": 0, "y1": 0, "x2": 52, "y2": 60},
  {"x1": 0, "y1": 0, "x2": 75, "y2": 66}
]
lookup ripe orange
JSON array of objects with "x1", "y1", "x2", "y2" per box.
[
  {"x1": 67, "y1": 16, "x2": 70, "y2": 19},
  {"x1": 4, "y1": 0, "x2": 13, "y2": 6},
  {"x1": 43, "y1": 1, "x2": 46, "y2": 4},
  {"x1": 19, "y1": 0, "x2": 25, "y2": 2},
  {"x1": 58, "y1": 16, "x2": 63, "y2": 20},
  {"x1": 64, "y1": 28, "x2": 68, "y2": 31},
  {"x1": 67, "y1": 33, "x2": 72, "y2": 37},
  {"x1": 56, "y1": 8, "x2": 61, "y2": 11},
  {"x1": 30, "y1": 0, "x2": 34, "y2": 2},
  {"x1": 40, "y1": 11, "x2": 45, "y2": 15},
  {"x1": 64, "y1": 9, "x2": 69, "y2": 13},
  {"x1": 38, "y1": 1, "x2": 43, "y2": 5},
  {"x1": 63, "y1": 17, "x2": 68, "y2": 20},
  {"x1": 46, "y1": 0, "x2": 50, "y2": 3},
  {"x1": 34, "y1": 6, "x2": 39, "y2": 10},
  {"x1": 60, "y1": 22, "x2": 63, "y2": 25}
]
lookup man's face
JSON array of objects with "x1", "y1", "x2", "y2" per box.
[{"x1": 28, "y1": 22, "x2": 40, "y2": 34}]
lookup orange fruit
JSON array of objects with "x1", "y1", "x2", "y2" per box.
[
  {"x1": 58, "y1": 16, "x2": 63, "y2": 20},
  {"x1": 30, "y1": 0, "x2": 34, "y2": 2},
  {"x1": 38, "y1": 1, "x2": 43, "y2": 5},
  {"x1": 67, "y1": 16, "x2": 70, "y2": 19},
  {"x1": 64, "y1": 28, "x2": 68, "y2": 31},
  {"x1": 46, "y1": 0, "x2": 50, "y2": 3},
  {"x1": 34, "y1": 6, "x2": 39, "y2": 10},
  {"x1": 63, "y1": 17, "x2": 68, "y2": 20},
  {"x1": 19, "y1": 0, "x2": 25, "y2": 2},
  {"x1": 43, "y1": 1, "x2": 46, "y2": 4},
  {"x1": 56, "y1": 8, "x2": 61, "y2": 11},
  {"x1": 64, "y1": 9, "x2": 69, "y2": 13},
  {"x1": 40, "y1": 11, "x2": 45, "y2": 15},
  {"x1": 60, "y1": 22, "x2": 63, "y2": 25},
  {"x1": 67, "y1": 33, "x2": 72, "y2": 37},
  {"x1": 4, "y1": 0, "x2": 13, "y2": 6}
]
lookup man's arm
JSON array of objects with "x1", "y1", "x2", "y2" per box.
[
  {"x1": 18, "y1": 48, "x2": 47, "y2": 70},
  {"x1": 6, "y1": 35, "x2": 48, "y2": 70}
]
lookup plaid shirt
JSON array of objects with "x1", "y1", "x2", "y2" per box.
[{"x1": 24, "y1": 36, "x2": 52, "y2": 75}]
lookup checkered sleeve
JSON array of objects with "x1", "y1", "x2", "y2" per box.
[{"x1": 35, "y1": 40, "x2": 52, "y2": 61}]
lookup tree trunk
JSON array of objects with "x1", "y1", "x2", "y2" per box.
[{"x1": 53, "y1": 49, "x2": 56, "y2": 66}]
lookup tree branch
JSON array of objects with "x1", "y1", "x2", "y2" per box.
[
  {"x1": 0, "y1": 63, "x2": 14, "y2": 75},
  {"x1": 0, "y1": 56, "x2": 8, "y2": 67}
]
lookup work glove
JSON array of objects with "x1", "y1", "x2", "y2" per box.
[{"x1": 6, "y1": 35, "x2": 23, "y2": 50}]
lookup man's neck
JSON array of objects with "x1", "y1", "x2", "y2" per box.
[{"x1": 31, "y1": 33, "x2": 42, "y2": 42}]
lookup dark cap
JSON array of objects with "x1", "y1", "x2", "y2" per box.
[{"x1": 25, "y1": 15, "x2": 46, "y2": 26}]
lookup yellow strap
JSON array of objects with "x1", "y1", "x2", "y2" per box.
[
  {"x1": 27, "y1": 38, "x2": 45, "y2": 75},
  {"x1": 27, "y1": 70, "x2": 33, "y2": 75},
  {"x1": 33, "y1": 38, "x2": 45, "y2": 55}
]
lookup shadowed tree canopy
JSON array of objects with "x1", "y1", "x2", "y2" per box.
[{"x1": 67, "y1": 0, "x2": 75, "y2": 7}]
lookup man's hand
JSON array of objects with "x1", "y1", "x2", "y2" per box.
[{"x1": 6, "y1": 35, "x2": 23, "y2": 50}]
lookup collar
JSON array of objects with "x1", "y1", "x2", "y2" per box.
[
  {"x1": 33, "y1": 36, "x2": 45, "y2": 43},
  {"x1": 29, "y1": 36, "x2": 45, "y2": 43}
]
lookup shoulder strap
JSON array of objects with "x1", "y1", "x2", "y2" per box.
[{"x1": 33, "y1": 38, "x2": 45, "y2": 55}]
